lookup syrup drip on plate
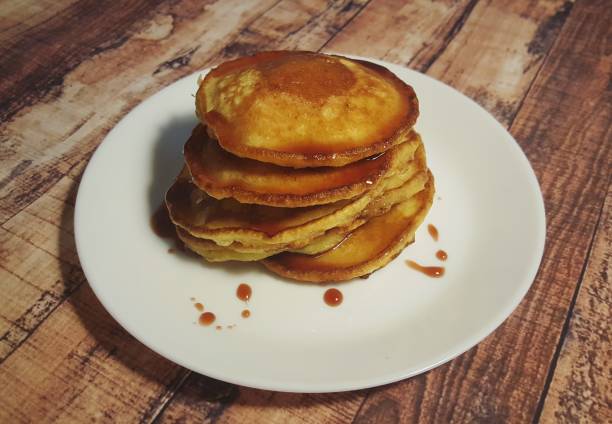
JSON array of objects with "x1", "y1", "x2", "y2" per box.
[
  {"x1": 427, "y1": 224, "x2": 439, "y2": 242},
  {"x1": 198, "y1": 312, "x2": 216, "y2": 326},
  {"x1": 405, "y1": 260, "x2": 445, "y2": 278},
  {"x1": 236, "y1": 283, "x2": 252, "y2": 302},
  {"x1": 324, "y1": 288, "x2": 343, "y2": 307},
  {"x1": 436, "y1": 250, "x2": 448, "y2": 261}
]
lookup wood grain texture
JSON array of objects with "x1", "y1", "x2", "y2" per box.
[
  {"x1": 0, "y1": 175, "x2": 82, "y2": 361},
  {"x1": 0, "y1": 283, "x2": 187, "y2": 423},
  {"x1": 0, "y1": 0, "x2": 610, "y2": 422},
  {"x1": 539, "y1": 186, "x2": 611, "y2": 423}
]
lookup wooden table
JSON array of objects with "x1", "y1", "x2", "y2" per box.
[{"x1": 1, "y1": 1, "x2": 609, "y2": 422}]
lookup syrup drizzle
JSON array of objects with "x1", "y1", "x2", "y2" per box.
[
  {"x1": 405, "y1": 260, "x2": 445, "y2": 278},
  {"x1": 436, "y1": 250, "x2": 448, "y2": 261},
  {"x1": 427, "y1": 224, "x2": 439, "y2": 242}
]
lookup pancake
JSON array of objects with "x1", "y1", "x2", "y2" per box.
[
  {"x1": 177, "y1": 228, "x2": 282, "y2": 262},
  {"x1": 184, "y1": 124, "x2": 421, "y2": 207},
  {"x1": 196, "y1": 51, "x2": 418, "y2": 167},
  {"x1": 177, "y1": 221, "x2": 362, "y2": 262},
  {"x1": 173, "y1": 165, "x2": 429, "y2": 262},
  {"x1": 166, "y1": 152, "x2": 423, "y2": 248},
  {"x1": 263, "y1": 172, "x2": 435, "y2": 282}
]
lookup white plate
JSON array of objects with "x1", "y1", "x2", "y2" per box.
[{"x1": 75, "y1": 57, "x2": 545, "y2": 393}]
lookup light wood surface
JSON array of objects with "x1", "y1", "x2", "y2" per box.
[{"x1": 0, "y1": 0, "x2": 609, "y2": 422}]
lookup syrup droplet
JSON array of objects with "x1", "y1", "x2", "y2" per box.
[
  {"x1": 324, "y1": 288, "x2": 343, "y2": 307},
  {"x1": 215, "y1": 325, "x2": 222, "y2": 330},
  {"x1": 194, "y1": 303, "x2": 204, "y2": 312},
  {"x1": 237, "y1": 283, "x2": 252, "y2": 302},
  {"x1": 241, "y1": 309, "x2": 251, "y2": 318},
  {"x1": 405, "y1": 260, "x2": 445, "y2": 278},
  {"x1": 436, "y1": 250, "x2": 448, "y2": 261},
  {"x1": 198, "y1": 312, "x2": 216, "y2": 326},
  {"x1": 427, "y1": 224, "x2": 439, "y2": 242}
]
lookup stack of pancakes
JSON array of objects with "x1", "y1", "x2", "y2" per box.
[{"x1": 165, "y1": 51, "x2": 434, "y2": 283}]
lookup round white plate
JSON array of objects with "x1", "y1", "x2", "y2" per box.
[{"x1": 75, "y1": 57, "x2": 545, "y2": 393}]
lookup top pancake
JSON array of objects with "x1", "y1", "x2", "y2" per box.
[{"x1": 196, "y1": 51, "x2": 419, "y2": 168}]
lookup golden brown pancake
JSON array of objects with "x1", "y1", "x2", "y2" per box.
[
  {"x1": 184, "y1": 124, "x2": 421, "y2": 207},
  {"x1": 177, "y1": 222, "x2": 362, "y2": 262},
  {"x1": 196, "y1": 51, "x2": 418, "y2": 167},
  {"x1": 166, "y1": 150, "x2": 423, "y2": 248},
  {"x1": 263, "y1": 172, "x2": 435, "y2": 282},
  {"x1": 177, "y1": 228, "x2": 283, "y2": 262},
  {"x1": 166, "y1": 176, "x2": 370, "y2": 247},
  {"x1": 173, "y1": 166, "x2": 429, "y2": 263}
]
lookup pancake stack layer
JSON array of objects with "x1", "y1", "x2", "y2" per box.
[{"x1": 165, "y1": 51, "x2": 435, "y2": 283}]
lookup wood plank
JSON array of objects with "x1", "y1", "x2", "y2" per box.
[
  {"x1": 209, "y1": 0, "x2": 371, "y2": 60},
  {"x1": 0, "y1": 0, "x2": 280, "y2": 223},
  {"x1": 351, "y1": 0, "x2": 611, "y2": 422},
  {"x1": 0, "y1": 0, "x2": 167, "y2": 122},
  {"x1": 0, "y1": 283, "x2": 187, "y2": 423},
  {"x1": 539, "y1": 184, "x2": 611, "y2": 422},
  {"x1": 0, "y1": 0, "x2": 81, "y2": 52},
  {"x1": 0, "y1": 175, "x2": 84, "y2": 362},
  {"x1": 157, "y1": 375, "x2": 366, "y2": 424}
]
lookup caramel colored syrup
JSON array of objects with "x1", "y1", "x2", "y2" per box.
[
  {"x1": 427, "y1": 224, "x2": 439, "y2": 241},
  {"x1": 405, "y1": 260, "x2": 445, "y2": 278},
  {"x1": 194, "y1": 303, "x2": 204, "y2": 312},
  {"x1": 324, "y1": 288, "x2": 343, "y2": 307},
  {"x1": 272, "y1": 196, "x2": 421, "y2": 272},
  {"x1": 436, "y1": 250, "x2": 448, "y2": 261},
  {"x1": 236, "y1": 284, "x2": 252, "y2": 302},
  {"x1": 241, "y1": 309, "x2": 251, "y2": 318},
  {"x1": 198, "y1": 312, "x2": 216, "y2": 326}
]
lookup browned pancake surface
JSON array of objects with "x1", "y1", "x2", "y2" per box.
[
  {"x1": 196, "y1": 51, "x2": 418, "y2": 167},
  {"x1": 263, "y1": 172, "x2": 434, "y2": 283},
  {"x1": 184, "y1": 124, "x2": 420, "y2": 207}
]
